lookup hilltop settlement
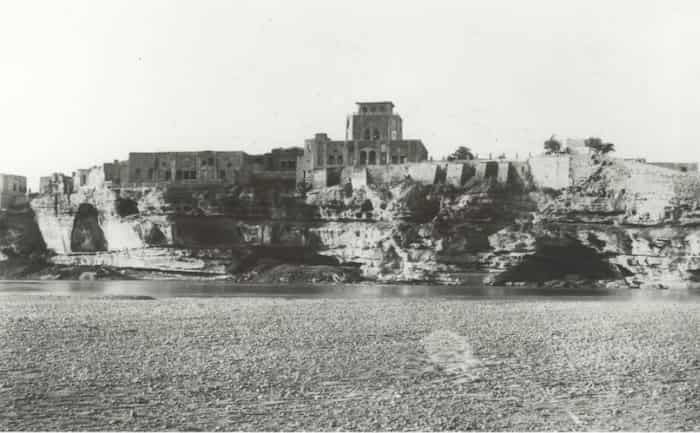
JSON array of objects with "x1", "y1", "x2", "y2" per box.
[{"x1": 2, "y1": 101, "x2": 700, "y2": 288}]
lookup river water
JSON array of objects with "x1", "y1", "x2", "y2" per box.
[{"x1": 1, "y1": 280, "x2": 698, "y2": 301}]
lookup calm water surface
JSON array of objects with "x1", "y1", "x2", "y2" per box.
[{"x1": 1, "y1": 280, "x2": 698, "y2": 301}]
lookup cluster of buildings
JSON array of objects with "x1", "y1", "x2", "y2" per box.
[
  {"x1": 37, "y1": 101, "x2": 430, "y2": 195},
  {"x1": 1, "y1": 100, "x2": 697, "y2": 210}
]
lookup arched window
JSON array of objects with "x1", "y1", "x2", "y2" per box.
[
  {"x1": 368, "y1": 151, "x2": 377, "y2": 165},
  {"x1": 364, "y1": 129, "x2": 371, "y2": 140},
  {"x1": 372, "y1": 128, "x2": 381, "y2": 140},
  {"x1": 337, "y1": 155, "x2": 343, "y2": 165},
  {"x1": 328, "y1": 155, "x2": 335, "y2": 165}
]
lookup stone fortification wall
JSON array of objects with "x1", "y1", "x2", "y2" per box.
[
  {"x1": 445, "y1": 163, "x2": 472, "y2": 186},
  {"x1": 529, "y1": 155, "x2": 571, "y2": 189},
  {"x1": 623, "y1": 161, "x2": 700, "y2": 203},
  {"x1": 306, "y1": 160, "x2": 516, "y2": 190},
  {"x1": 366, "y1": 163, "x2": 439, "y2": 186},
  {"x1": 570, "y1": 154, "x2": 596, "y2": 184}
]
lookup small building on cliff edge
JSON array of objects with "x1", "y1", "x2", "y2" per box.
[
  {"x1": 39, "y1": 173, "x2": 73, "y2": 196},
  {"x1": 0, "y1": 173, "x2": 28, "y2": 210}
]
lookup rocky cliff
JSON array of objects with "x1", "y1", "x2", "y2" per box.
[{"x1": 4, "y1": 157, "x2": 699, "y2": 287}]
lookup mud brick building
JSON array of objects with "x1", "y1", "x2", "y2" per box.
[{"x1": 125, "y1": 148, "x2": 302, "y2": 186}]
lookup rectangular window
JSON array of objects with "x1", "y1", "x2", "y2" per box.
[
  {"x1": 135, "y1": 168, "x2": 141, "y2": 179},
  {"x1": 391, "y1": 155, "x2": 398, "y2": 164},
  {"x1": 190, "y1": 170, "x2": 197, "y2": 179},
  {"x1": 208, "y1": 157, "x2": 214, "y2": 166},
  {"x1": 176, "y1": 170, "x2": 182, "y2": 180},
  {"x1": 219, "y1": 170, "x2": 226, "y2": 179},
  {"x1": 148, "y1": 168, "x2": 154, "y2": 180}
]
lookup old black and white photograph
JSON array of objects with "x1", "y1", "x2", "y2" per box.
[{"x1": 1, "y1": 0, "x2": 699, "y2": 431}]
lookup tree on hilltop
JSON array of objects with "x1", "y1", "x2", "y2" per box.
[
  {"x1": 584, "y1": 137, "x2": 615, "y2": 156},
  {"x1": 543, "y1": 135, "x2": 563, "y2": 155},
  {"x1": 447, "y1": 146, "x2": 474, "y2": 161}
]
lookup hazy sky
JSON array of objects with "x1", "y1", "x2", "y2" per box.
[{"x1": 1, "y1": 0, "x2": 699, "y2": 190}]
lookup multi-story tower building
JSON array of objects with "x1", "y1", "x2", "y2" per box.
[{"x1": 298, "y1": 101, "x2": 428, "y2": 183}]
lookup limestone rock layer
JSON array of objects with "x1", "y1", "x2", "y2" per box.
[{"x1": 6, "y1": 158, "x2": 699, "y2": 287}]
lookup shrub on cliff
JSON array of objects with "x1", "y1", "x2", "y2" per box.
[
  {"x1": 584, "y1": 137, "x2": 615, "y2": 157},
  {"x1": 447, "y1": 146, "x2": 474, "y2": 161},
  {"x1": 544, "y1": 135, "x2": 564, "y2": 155}
]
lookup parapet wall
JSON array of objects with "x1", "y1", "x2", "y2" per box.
[
  {"x1": 306, "y1": 159, "x2": 518, "y2": 189},
  {"x1": 365, "y1": 163, "x2": 434, "y2": 185}
]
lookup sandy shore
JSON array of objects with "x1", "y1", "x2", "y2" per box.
[{"x1": 1, "y1": 293, "x2": 698, "y2": 431}]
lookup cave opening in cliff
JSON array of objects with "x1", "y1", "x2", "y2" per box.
[
  {"x1": 71, "y1": 203, "x2": 108, "y2": 252},
  {"x1": 495, "y1": 237, "x2": 621, "y2": 284},
  {"x1": 115, "y1": 198, "x2": 139, "y2": 217}
]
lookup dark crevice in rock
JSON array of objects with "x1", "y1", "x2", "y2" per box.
[
  {"x1": 233, "y1": 246, "x2": 344, "y2": 274},
  {"x1": 71, "y1": 204, "x2": 108, "y2": 252},
  {"x1": 494, "y1": 237, "x2": 622, "y2": 284},
  {"x1": 115, "y1": 198, "x2": 139, "y2": 217},
  {"x1": 143, "y1": 224, "x2": 167, "y2": 245},
  {"x1": 0, "y1": 209, "x2": 47, "y2": 257}
]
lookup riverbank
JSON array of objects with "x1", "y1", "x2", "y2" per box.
[{"x1": 1, "y1": 293, "x2": 698, "y2": 431}]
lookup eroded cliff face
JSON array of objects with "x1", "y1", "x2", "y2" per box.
[
  {"x1": 489, "y1": 160, "x2": 700, "y2": 288},
  {"x1": 18, "y1": 157, "x2": 700, "y2": 286}
]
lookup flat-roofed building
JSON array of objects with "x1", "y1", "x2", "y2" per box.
[{"x1": 0, "y1": 174, "x2": 28, "y2": 209}]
